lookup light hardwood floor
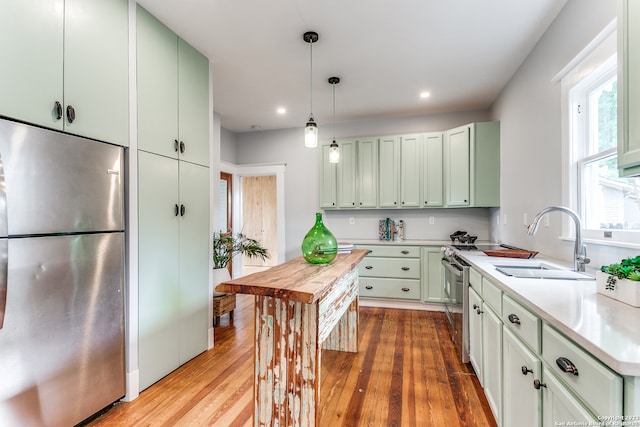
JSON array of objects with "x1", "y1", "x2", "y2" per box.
[{"x1": 87, "y1": 295, "x2": 497, "y2": 426}]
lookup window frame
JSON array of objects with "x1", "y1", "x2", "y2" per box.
[{"x1": 560, "y1": 25, "x2": 640, "y2": 249}]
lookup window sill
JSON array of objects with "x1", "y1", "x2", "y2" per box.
[{"x1": 560, "y1": 235, "x2": 640, "y2": 250}]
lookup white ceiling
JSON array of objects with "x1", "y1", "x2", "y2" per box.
[{"x1": 136, "y1": 0, "x2": 568, "y2": 133}]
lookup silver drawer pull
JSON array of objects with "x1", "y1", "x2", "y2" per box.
[
  {"x1": 401, "y1": 267, "x2": 410, "y2": 271},
  {"x1": 401, "y1": 250, "x2": 409, "y2": 254},
  {"x1": 365, "y1": 285, "x2": 373, "y2": 290},
  {"x1": 556, "y1": 357, "x2": 579, "y2": 376},
  {"x1": 508, "y1": 314, "x2": 521, "y2": 325},
  {"x1": 401, "y1": 287, "x2": 410, "y2": 292},
  {"x1": 365, "y1": 265, "x2": 373, "y2": 270}
]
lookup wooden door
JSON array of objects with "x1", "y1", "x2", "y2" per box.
[{"x1": 241, "y1": 175, "x2": 277, "y2": 272}]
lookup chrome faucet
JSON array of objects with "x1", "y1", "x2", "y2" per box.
[{"x1": 527, "y1": 206, "x2": 590, "y2": 272}]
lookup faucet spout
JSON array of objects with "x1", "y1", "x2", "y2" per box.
[{"x1": 527, "y1": 206, "x2": 590, "y2": 272}]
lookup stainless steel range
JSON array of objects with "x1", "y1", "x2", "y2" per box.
[{"x1": 441, "y1": 242, "x2": 509, "y2": 363}]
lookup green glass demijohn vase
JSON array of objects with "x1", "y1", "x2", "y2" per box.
[{"x1": 301, "y1": 212, "x2": 338, "y2": 264}]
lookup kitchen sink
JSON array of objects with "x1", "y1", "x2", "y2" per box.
[{"x1": 495, "y1": 265, "x2": 594, "y2": 280}]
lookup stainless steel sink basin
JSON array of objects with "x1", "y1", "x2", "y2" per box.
[{"x1": 495, "y1": 266, "x2": 594, "y2": 280}]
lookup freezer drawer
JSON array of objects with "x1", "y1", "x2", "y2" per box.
[
  {"x1": 0, "y1": 118, "x2": 124, "y2": 236},
  {"x1": 0, "y1": 232, "x2": 125, "y2": 427}
]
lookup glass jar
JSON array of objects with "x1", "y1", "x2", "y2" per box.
[{"x1": 301, "y1": 212, "x2": 338, "y2": 264}]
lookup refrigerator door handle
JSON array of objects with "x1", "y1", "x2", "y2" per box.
[{"x1": 0, "y1": 152, "x2": 7, "y2": 329}]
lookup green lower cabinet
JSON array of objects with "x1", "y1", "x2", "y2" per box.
[
  {"x1": 356, "y1": 244, "x2": 421, "y2": 301},
  {"x1": 503, "y1": 327, "x2": 541, "y2": 427},
  {"x1": 541, "y1": 369, "x2": 599, "y2": 425},
  {"x1": 482, "y1": 306, "x2": 502, "y2": 426},
  {"x1": 421, "y1": 247, "x2": 445, "y2": 303}
]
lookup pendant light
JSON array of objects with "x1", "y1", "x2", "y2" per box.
[
  {"x1": 303, "y1": 31, "x2": 319, "y2": 148},
  {"x1": 328, "y1": 76, "x2": 340, "y2": 163}
]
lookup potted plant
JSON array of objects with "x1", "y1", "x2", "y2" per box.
[
  {"x1": 597, "y1": 256, "x2": 640, "y2": 307},
  {"x1": 212, "y1": 231, "x2": 269, "y2": 278}
]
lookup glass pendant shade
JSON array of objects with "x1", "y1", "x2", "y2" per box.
[
  {"x1": 304, "y1": 118, "x2": 318, "y2": 148},
  {"x1": 301, "y1": 212, "x2": 337, "y2": 264},
  {"x1": 329, "y1": 140, "x2": 339, "y2": 163}
]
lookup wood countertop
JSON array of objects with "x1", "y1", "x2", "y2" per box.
[{"x1": 215, "y1": 249, "x2": 369, "y2": 304}]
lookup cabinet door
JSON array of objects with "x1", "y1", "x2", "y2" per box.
[
  {"x1": 445, "y1": 126, "x2": 470, "y2": 206},
  {"x1": 64, "y1": 0, "x2": 128, "y2": 145},
  {"x1": 482, "y1": 306, "x2": 502, "y2": 426},
  {"x1": 378, "y1": 136, "x2": 400, "y2": 207},
  {"x1": 0, "y1": 0, "x2": 63, "y2": 129},
  {"x1": 138, "y1": 151, "x2": 181, "y2": 391},
  {"x1": 468, "y1": 287, "x2": 484, "y2": 385},
  {"x1": 357, "y1": 138, "x2": 378, "y2": 207},
  {"x1": 542, "y1": 369, "x2": 599, "y2": 425},
  {"x1": 619, "y1": 0, "x2": 640, "y2": 176},
  {"x1": 503, "y1": 328, "x2": 541, "y2": 427},
  {"x1": 319, "y1": 143, "x2": 337, "y2": 208},
  {"x1": 178, "y1": 38, "x2": 210, "y2": 166},
  {"x1": 422, "y1": 132, "x2": 444, "y2": 206},
  {"x1": 137, "y1": 5, "x2": 179, "y2": 158},
  {"x1": 400, "y1": 134, "x2": 421, "y2": 207},
  {"x1": 422, "y1": 248, "x2": 444, "y2": 303},
  {"x1": 178, "y1": 161, "x2": 210, "y2": 363},
  {"x1": 337, "y1": 140, "x2": 357, "y2": 208}
]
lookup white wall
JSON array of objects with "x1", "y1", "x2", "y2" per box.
[
  {"x1": 490, "y1": 0, "x2": 634, "y2": 268},
  {"x1": 235, "y1": 110, "x2": 491, "y2": 260},
  {"x1": 220, "y1": 127, "x2": 236, "y2": 164}
]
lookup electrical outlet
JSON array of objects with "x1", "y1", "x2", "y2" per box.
[
  {"x1": 429, "y1": 216, "x2": 435, "y2": 225},
  {"x1": 349, "y1": 217, "x2": 355, "y2": 225}
]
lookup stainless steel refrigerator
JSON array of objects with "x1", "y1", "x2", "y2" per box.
[{"x1": 0, "y1": 118, "x2": 125, "y2": 426}]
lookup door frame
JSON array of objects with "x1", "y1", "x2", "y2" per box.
[{"x1": 220, "y1": 162, "x2": 286, "y2": 279}]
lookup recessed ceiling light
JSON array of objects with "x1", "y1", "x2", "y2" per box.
[
  {"x1": 420, "y1": 91, "x2": 431, "y2": 99},
  {"x1": 277, "y1": 107, "x2": 286, "y2": 114}
]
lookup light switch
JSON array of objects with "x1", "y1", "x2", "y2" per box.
[
  {"x1": 349, "y1": 217, "x2": 355, "y2": 225},
  {"x1": 429, "y1": 216, "x2": 435, "y2": 225}
]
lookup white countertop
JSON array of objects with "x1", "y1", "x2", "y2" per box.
[{"x1": 458, "y1": 251, "x2": 640, "y2": 377}]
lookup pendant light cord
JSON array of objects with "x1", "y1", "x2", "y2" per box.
[
  {"x1": 332, "y1": 81, "x2": 336, "y2": 140},
  {"x1": 309, "y1": 39, "x2": 314, "y2": 118}
]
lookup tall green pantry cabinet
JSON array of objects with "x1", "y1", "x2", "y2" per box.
[{"x1": 137, "y1": 5, "x2": 211, "y2": 391}]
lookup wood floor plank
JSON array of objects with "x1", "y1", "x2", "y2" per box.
[{"x1": 86, "y1": 296, "x2": 497, "y2": 427}]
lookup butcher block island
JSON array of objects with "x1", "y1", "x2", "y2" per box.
[{"x1": 216, "y1": 249, "x2": 369, "y2": 427}]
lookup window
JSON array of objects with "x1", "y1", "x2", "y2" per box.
[{"x1": 567, "y1": 31, "x2": 640, "y2": 245}]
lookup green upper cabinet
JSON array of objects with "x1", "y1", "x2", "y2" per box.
[
  {"x1": 319, "y1": 143, "x2": 337, "y2": 208},
  {"x1": 400, "y1": 134, "x2": 422, "y2": 207},
  {"x1": 422, "y1": 132, "x2": 444, "y2": 207},
  {"x1": 444, "y1": 125, "x2": 471, "y2": 206},
  {"x1": 137, "y1": 5, "x2": 209, "y2": 166},
  {"x1": 337, "y1": 140, "x2": 358, "y2": 208},
  {"x1": 445, "y1": 122, "x2": 500, "y2": 207},
  {"x1": 378, "y1": 136, "x2": 401, "y2": 208},
  {"x1": 618, "y1": 0, "x2": 640, "y2": 177},
  {"x1": 0, "y1": 0, "x2": 129, "y2": 146},
  {"x1": 357, "y1": 137, "x2": 378, "y2": 208}
]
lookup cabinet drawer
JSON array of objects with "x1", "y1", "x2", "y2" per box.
[
  {"x1": 359, "y1": 257, "x2": 420, "y2": 279},
  {"x1": 469, "y1": 267, "x2": 482, "y2": 292},
  {"x1": 482, "y1": 277, "x2": 502, "y2": 315},
  {"x1": 359, "y1": 277, "x2": 420, "y2": 300},
  {"x1": 502, "y1": 294, "x2": 540, "y2": 353},
  {"x1": 542, "y1": 324, "x2": 622, "y2": 417},
  {"x1": 356, "y1": 245, "x2": 420, "y2": 258}
]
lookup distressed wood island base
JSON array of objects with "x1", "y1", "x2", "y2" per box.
[{"x1": 216, "y1": 250, "x2": 368, "y2": 427}]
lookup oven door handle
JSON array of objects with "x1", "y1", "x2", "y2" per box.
[{"x1": 441, "y1": 258, "x2": 463, "y2": 277}]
